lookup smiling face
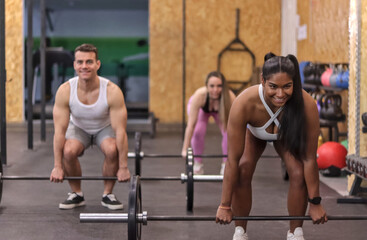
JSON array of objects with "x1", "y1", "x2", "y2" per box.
[
  {"x1": 206, "y1": 76, "x2": 223, "y2": 100},
  {"x1": 262, "y1": 72, "x2": 293, "y2": 109},
  {"x1": 74, "y1": 51, "x2": 101, "y2": 81}
]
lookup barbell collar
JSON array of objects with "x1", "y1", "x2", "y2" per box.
[
  {"x1": 141, "y1": 211, "x2": 148, "y2": 225},
  {"x1": 80, "y1": 212, "x2": 147, "y2": 224},
  {"x1": 128, "y1": 151, "x2": 144, "y2": 159},
  {"x1": 180, "y1": 173, "x2": 187, "y2": 183},
  {"x1": 193, "y1": 175, "x2": 223, "y2": 182},
  {"x1": 80, "y1": 213, "x2": 128, "y2": 223},
  {"x1": 180, "y1": 174, "x2": 223, "y2": 182}
]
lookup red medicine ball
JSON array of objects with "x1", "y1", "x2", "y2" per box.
[{"x1": 317, "y1": 141, "x2": 347, "y2": 169}]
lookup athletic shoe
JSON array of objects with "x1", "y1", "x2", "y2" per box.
[
  {"x1": 233, "y1": 226, "x2": 248, "y2": 240},
  {"x1": 193, "y1": 162, "x2": 204, "y2": 175},
  {"x1": 220, "y1": 162, "x2": 226, "y2": 175},
  {"x1": 287, "y1": 227, "x2": 305, "y2": 240},
  {"x1": 59, "y1": 192, "x2": 85, "y2": 210},
  {"x1": 101, "y1": 193, "x2": 124, "y2": 210}
]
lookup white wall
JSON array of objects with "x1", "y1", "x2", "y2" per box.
[{"x1": 281, "y1": 0, "x2": 298, "y2": 56}]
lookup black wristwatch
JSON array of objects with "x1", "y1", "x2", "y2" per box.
[{"x1": 308, "y1": 196, "x2": 322, "y2": 205}]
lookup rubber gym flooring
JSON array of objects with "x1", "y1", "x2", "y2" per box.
[{"x1": 1, "y1": 123, "x2": 367, "y2": 240}]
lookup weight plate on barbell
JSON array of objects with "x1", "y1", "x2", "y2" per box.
[
  {"x1": 186, "y1": 148, "x2": 194, "y2": 212},
  {"x1": 128, "y1": 175, "x2": 142, "y2": 240},
  {"x1": 0, "y1": 161, "x2": 3, "y2": 204},
  {"x1": 135, "y1": 132, "x2": 142, "y2": 176}
]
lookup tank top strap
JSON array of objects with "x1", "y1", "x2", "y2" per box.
[{"x1": 68, "y1": 77, "x2": 78, "y2": 104}]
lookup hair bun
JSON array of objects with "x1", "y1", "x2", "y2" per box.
[{"x1": 264, "y1": 52, "x2": 276, "y2": 62}]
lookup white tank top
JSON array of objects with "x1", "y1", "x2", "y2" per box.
[
  {"x1": 247, "y1": 84, "x2": 283, "y2": 141},
  {"x1": 69, "y1": 76, "x2": 111, "y2": 135}
]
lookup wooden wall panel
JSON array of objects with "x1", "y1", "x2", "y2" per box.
[
  {"x1": 360, "y1": 0, "x2": 367, "y2": 156},
  {"x1": 149, "y1": 0, "x2": 183, "y2": 123},
  {"x1": 150, "y1": 0, "x2": 281, "y2": 123},
  {"x1": 5, "y1": 0, "x2": 23, "y2": 122},
  {"x1": 348, "y1": 0, "x2": 358, "y2": 154},
  {"x1": 297, "y1": 0, "x2": 349, "y2": 63}
]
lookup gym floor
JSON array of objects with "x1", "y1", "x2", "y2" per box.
[{"x1": 1, "y1": 123, "x2": 367, "y2": 240}]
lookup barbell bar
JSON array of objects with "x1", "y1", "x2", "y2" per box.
[
  {"x1": 0, "y1": 173, "x2": 222, "y2": 182},
  {"x1": 0, "y1": 147, "x2": 216, "y2": 211},
  {"x1": 80, "y1": 212, "x2": 367, "y2": 223},
  {"x1": 0, "y1": 169, "x2": 221, "y2": 211},
  {"x1": 128, "y1": 152, "x2": 230, "y2": 159},
  {"x1": 80, "y1": 175, "x2": 367, "y2": 240},
  {"x1": 130, "y1": 132, "x2": 279, "y2": 175}
]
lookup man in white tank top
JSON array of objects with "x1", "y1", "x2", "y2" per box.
[{"x1": 50, "y1": 44, "x2": 130, "y2": 210}]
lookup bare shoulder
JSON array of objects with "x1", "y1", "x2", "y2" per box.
[
  {"x1": 55, "y1": 82, "x2": 70, "y2": 106},
  {"x1": 107, "y1": 81, "x2": 125, "y2": 106},
  {"x1": 230, "y1": 85, "x2": 259, "y2": 119},
  {"x1": 234, "y1": 85, "x2": 259, "y2": 107},
  {"x1": 56, "y1": 81, "x2": 70, "y2": 94},
  {"x1": 191, "y1": 86, "x2": 207, "y2": 106}
]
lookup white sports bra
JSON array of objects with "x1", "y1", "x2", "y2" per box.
[{"x1": 247, "y1": 84, "x2": 283, "y2": 141}]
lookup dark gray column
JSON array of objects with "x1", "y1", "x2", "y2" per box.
[{"x1": 27, "y1": 0, "x2": 34, "y2": 149}]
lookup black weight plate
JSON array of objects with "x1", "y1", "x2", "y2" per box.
[
  {"x1": 128, "y1": 176, "x2": 142, "y2": 240},
  {"x1": 135, "y1": 132, "x2": 142, "y2": 176},
  {"x1": 0, "y1": 159, "x2": 3, "y2": 204},
  {"x1": 186, "y1": 148, "x2": 194, "y2": 212}
]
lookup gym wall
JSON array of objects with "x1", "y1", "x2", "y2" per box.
[
  {"x1": 297, "y1": 0, "x2": 349, "y2": 146},
  {"x1": 348, "y1": 0, "x2": 367, "y2": 157},
  {"x1": 5, "y1": 0, "x2": 23, "y2": 122},
  {"x1": 150, "y1": 0, "x2": 281, "y2": 123},
  {"x1": 297, "y1": 0, "x2": 349, "y2": 63}
]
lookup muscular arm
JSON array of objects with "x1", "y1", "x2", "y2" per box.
[
  {"x1": 50, "y1": 83, "x2": 70, "y2": 182},
  {"x1": 302, "y1": 91, "x2": 327, "y2": 223},
  {"x1": 302, "y1": 92, "x2": 321, "y2": 198},
  {"x1": 181, "y1": 90, "x2": 205, "y2": 156},
  {"x1": 220, "y1": 94, "x2": 248, "y2": 207},
  {"x1": 107, "y1": 82, "x2": 130, "y2": 181}
]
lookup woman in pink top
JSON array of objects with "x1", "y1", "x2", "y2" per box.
[{"x1": 181, "y1": 71, "x2": 236, "y2": 175}]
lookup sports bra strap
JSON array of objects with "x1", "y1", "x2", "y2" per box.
[{"x1": 258, "y1": 84, "x2": 283, "y2": 128}]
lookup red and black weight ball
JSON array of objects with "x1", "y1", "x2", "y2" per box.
[{"x1": 317, "y1": 141, "x2": 347, "y2": 177}]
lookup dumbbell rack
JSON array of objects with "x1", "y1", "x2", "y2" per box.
[
  {"x1": 337, "y1": 156, "x2": 367, "y2": 204},
  {"x1": 337, "y1": 113, "x2": 367, "y2": 204}
]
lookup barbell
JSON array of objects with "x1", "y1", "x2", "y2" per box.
[
  {"x1": 129, "y1": 132, "x2": 279, "y2": 175},
  {"x1": 0, "y1": 148, "x2": 220, "y2": 211},
  {"x1": 80, "y1": 175, "x2": 367, "y2": 240}
]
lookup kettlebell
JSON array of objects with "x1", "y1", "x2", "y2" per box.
[
  {"x1": 329, "y1": 65, "x2": 342, "y2": 87},
  {"x1": 321, "y1": 68, "x2": 333, "y2": 87},
  {"x1": 320, "y1": 94, "x2": 344, "y2": 121},
  {"x1": 336, "y1": 69, "x2": 349, "y2": 89}
]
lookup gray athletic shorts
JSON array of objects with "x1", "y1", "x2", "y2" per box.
[{"x1": 65, "y1": 121, "x2": 115, "y2": 149}]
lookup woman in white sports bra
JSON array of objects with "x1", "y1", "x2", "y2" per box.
[{"x1": 215, "y1": 53, "x2": 327, "y2": 240}]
